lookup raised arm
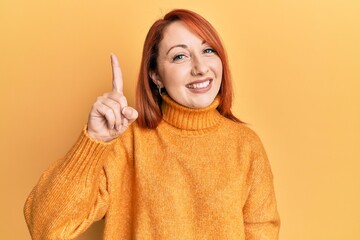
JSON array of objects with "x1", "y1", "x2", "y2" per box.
[
  {"x1": 24, "y1": 54, "x2": 136, "y2": 239},
  {"x1": 87, "y1": 53, "x2": 138, "y2": 142}
]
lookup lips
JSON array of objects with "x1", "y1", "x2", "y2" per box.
[{"x1": 186, "y1": 79, "x2": 212, "y2": 89}]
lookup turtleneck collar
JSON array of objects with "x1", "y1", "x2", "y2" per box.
[{"x1": 161, "y1": 94, "x2": 223, "y2": 131}]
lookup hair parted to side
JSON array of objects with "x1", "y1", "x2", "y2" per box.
[{"x1": 136, "y1": 9, "x2": 241, "y2": 128}]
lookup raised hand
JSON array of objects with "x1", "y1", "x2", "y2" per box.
[{"x1": 87, "y1": 54, "x2": 138, "y2": 142}]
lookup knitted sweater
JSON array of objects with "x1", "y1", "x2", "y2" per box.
[{"x1": 24, "y1": 95, "x2": 280, "y2": 240}]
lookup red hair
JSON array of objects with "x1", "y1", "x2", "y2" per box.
[{"x1": 136, "y1": 9, "x2": 241, "y2": 128}]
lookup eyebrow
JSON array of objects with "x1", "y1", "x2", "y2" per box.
[
  {"x1": 166, "y1": 40, "x2": 207, "y2": 55},
  {"x1": 166, "y1": 44, "x2": 188, "y2": 55}
]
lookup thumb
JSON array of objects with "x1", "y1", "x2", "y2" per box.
[{"x1": 122, "y1": 107, "x2": 138, "y2": 124}]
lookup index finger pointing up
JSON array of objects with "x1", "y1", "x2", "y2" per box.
[{"x1": 111, "y1": 53, "x2": 123, "y2": 93}]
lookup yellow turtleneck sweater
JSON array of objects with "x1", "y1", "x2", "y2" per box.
[{"x1": 24, "y1": 95, "x2": 280, "y2": 240}]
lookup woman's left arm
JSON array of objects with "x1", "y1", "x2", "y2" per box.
[{"x1": 243, "y1": 135, "x2": 281, "y2": 240}]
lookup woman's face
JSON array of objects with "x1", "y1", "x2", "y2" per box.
[{"x1": 151, "y1": 21, "x2": 223, "y2": 109}]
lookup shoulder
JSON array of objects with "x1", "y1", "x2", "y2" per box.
[
  {"x1": 221, "y1": 118, "x2": 262, "y2": 141},
  {"x1": 219, "y1": 118, "x2": 266, "y2": 152}
]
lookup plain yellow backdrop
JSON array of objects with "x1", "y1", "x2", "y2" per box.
[{"x1": 1, "y1": 0, "x2": 359, "y2": 239}]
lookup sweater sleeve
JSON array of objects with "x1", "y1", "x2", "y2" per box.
[
  {"x1": 243, "y1": 134, "x2": 280, "y2": 240},
  {"x1": 24, "y1": 127, "x2": 116, "y2": 240}
]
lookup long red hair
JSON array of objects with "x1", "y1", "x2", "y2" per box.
[{"x1": 136, "y1": 9, "x2": 241, "y2": 128}]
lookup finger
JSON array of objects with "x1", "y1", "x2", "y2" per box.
[
  {"x1": 119, "y1": 96, "x2": 128, "y2": 127},
  {"x1": 122, "y1": 107, "x2": 138, "y2": 125},
  {"x1": 95, "y1": 103, "x2": 116, "y2": 130},
  {"x1": 104, "y1": 93, "x2": 129, "y2": 129},
  {"x1": 111, "y1": 53, "x2": 123, "y2": 94},
  {"x1": 100, "y1": 97, "x2": 122, "y2": 131}
]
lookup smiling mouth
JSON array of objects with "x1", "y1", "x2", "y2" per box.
[{"x1": 186, "y1": 80, "x2": 212, "y2": 89}]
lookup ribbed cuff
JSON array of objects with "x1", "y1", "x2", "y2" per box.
[{"x1": 59, "y1": 126, "x2": 117, "y2": 181}]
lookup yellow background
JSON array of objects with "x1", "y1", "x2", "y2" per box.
[{"x1": 1, "y1": 0, "x2": 359, "y2": 239}]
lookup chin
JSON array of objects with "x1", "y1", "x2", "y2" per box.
[{"x1": 189, "y1": 96, "x2": 216, "y2": 109}]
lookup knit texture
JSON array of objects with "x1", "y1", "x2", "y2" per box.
[{"x1": 24, "y1": 95, "x2": 280, "y2": 239}]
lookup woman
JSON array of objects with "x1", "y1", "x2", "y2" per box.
[{"x1": 24, "y1": 9, "x2": 280, "y2": 239}]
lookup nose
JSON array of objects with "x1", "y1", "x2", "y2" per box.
[{"x1": 191, "y1": 55, "x2": 209, "y2": 76}]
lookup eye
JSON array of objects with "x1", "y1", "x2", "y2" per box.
[
  {"x1": 203, "y1": 48, "x2": 216, "y2": 54},
  {"x1": 172, "y1": 54, "x2": 187, "y2": 62}
]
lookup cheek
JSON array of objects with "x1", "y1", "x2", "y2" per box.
[
  {"x1": 162, "y1": 65, "x2": 190, "y2": 86},
  {"x1": 215, "y1": 60, "x2": 223, "y2": 75},
  {"x1": 208, "y1": 57, "x2": 223, "y2": 76}
]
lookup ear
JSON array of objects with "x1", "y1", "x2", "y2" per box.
[{"x1": 149, "y1": 71, "x2": 164, "y2": 88}]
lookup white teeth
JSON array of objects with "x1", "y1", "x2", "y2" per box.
[{"x1": 187, "y1": 80, "x2": 211, "y2": 89}]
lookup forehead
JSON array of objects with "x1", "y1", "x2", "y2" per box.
[{"x1": 160, "y1": 21, "x2": 204, "y2": 48}]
